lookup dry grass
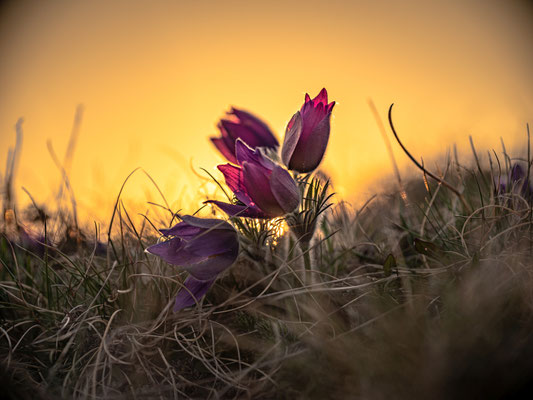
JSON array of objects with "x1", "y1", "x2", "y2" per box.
[{"x1": 1, "y1": 119, "x2": 533, "y2": 399}]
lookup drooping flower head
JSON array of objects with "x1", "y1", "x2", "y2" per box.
[
  {"x1": 146, "y1": 215, "x2": 239, "y2": 311},
  {"x1": 282, "y1": 88, "x2": 335, "y2": 173},
  {"x1": 207, "y1": 140, "x2": 300, "y2": 218},
  {"x1": 210, "y1": 107, "x2": 279, "y2": 164}
]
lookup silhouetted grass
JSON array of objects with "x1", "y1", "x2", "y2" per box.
[{"x1": 1, "y1": 116, "x2": 533, "y2": 399}]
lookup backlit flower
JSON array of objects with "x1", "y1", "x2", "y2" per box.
[
  {"x1": 207, "y1": 140, "x2": 300, "y2": 218},
  {"x1": 146, "y1": 215, "x2": 239, "y2": 311},
  {"x1": 282, "y1": 88, "x2": 335, "y2": 173},
  {"x1": 210, "y1": 107, "x2": 278, "y2": 164}
]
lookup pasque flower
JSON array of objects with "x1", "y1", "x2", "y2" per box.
[
  {"x1": 146, "y1": 215, "x2": 239, "y2": 311},
  {"x1": 207, "y1": 140, "x2": 300, "y2": 218},
  {"x1": 282, "y1": 88, "x2": 335, "y2": 173},
  {"x1": 210, "y1": 107, "x2": 279, "y2": 164},
  {"x1": 496, "y1": 163, "x2": 532, "y2": 198}
]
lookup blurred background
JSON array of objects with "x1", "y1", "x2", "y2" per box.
[{"x1": 1, "y1": 0, "x2": 532, "y2": 224}]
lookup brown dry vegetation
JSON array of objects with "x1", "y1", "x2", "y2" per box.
[{"x1": 1, "y1": 122, "x2": 533, "y2": 399}]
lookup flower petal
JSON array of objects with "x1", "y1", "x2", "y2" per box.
[
  {"x1": 173, "y1": 275, "x2": 216, "y2": 311},
  {"x1": 160, "y1": 215, "x2": 235, "y2": 238},
  {"x1": 220, "y1": 119, "x2": 264, "y2": 149},
  {"x1": 230, "y1": 107, "x2": 279, "y2": 148},
  {"x1": 184, "y1": 229, "x2": 238, "y2": 259},
  {"x1": 204, "y1": 200, "x2": 268, "y2": 218},
  {"x1": 270, "y1": 165, "x2": 300, "y2": 213},
  {"x1": 146, "y1": 237, "x2": 205, "y2": 266},
  {"x1": 160, "y1": 222, "x2": 204, "y2": 239},
  {"x1": 312, "y1": 88, "x2": 328, "y2": 105},
  {"x1": 182, "y1": 248, "x2": 239, "y2": 281},
  {"x1": 300, "y1": 101, "x2": 326, "y2": 139},
  {"x1": 210, "y1": 137, "x2": 237, "y2": 164},
  {"x1": 511, "y1": 164, "x2": 525, "y2": 182},
  {"x1": 235, "y1": 139, "x2": 275, "y2": 170},
  {"x1": 217, "y1": 163, "x2": 254, "y2": 205},
  {"x1": 180, "y1": 215, "x2": 235, "y2": 231},
  {"x1": 242, "y1": 161, "x2": 285, "y2": 217},
  {"x1": 281, "y1": 111, "x2": 302, "y2": 168}
]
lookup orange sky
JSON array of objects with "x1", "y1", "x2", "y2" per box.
[{"x1": 1, "y1": 0, "x2": 532, "y2": 224}]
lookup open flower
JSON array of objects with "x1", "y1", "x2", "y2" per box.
[
  {"x1": 207, "y1": 140, "x2": 300, "y2": 218},
  {"x1": 282, "y1": 88, "x2": 335, "y2": 173},
  {"x1": 146, "y1": 215, "x2": 239, "y2": 311},
  {"x1": 210, "y1": 107, "x2": 279, "y2": 164}
]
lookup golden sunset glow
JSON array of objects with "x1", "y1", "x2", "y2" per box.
[{"x1": 1, "y1": 0, "x2": 532, "y2": 224}]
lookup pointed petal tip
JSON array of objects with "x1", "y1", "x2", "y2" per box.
[
  {"x1": 217, "y1": 163, "x2": 237, "y2": 173},
  {"x1": 216, "y1": 120, "x2": 227, "y2": 134},
  {"x1": 228, "y1": 106, "x2": 244, "y2": 116},
  {"x1": 314, "y1": 88, "x2": 329, "y2": 104},
  {"x1": 145, "y1": 242, "x2": 158, "y2": 255}
]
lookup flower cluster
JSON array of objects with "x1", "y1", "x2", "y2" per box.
[{"x1": 147, "y1": 89, "x2": 335, "y2": 311}]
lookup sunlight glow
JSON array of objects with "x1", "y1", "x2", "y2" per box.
[{"x1": 0, "y1": 0, "x2": 532, "y2": 223}]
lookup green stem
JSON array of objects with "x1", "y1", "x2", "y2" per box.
[{"x1": 301, "y1": 241, "x2": 312, "y2": 271}]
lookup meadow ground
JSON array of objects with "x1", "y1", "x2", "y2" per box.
[{"x1": 2, "y1": 130, "x2": 533, "y2": 399}]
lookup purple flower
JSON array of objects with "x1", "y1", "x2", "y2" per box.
[
  {"x1": 15, "y1": 227, "x2": 47, "y2": 257},
  {"x1": 146, "y1": 215, "x2": 239, "y2": 311},
  {"x1": 206, "y1": 140, "x2": 300, "y2": 218},
  {"x1": 495, "y1": 163, "x2": 533, "y2": 199},
  {"x1": 282, "y1": 88, "x2": 335, "y2": 173},
  {"x1": 210, "y1": 107, "x2": 279, "y2": 164}
]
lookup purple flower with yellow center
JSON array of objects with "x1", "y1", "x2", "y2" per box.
[
  {"x1": 206, "y1": 140, "x2": 300, "y2": 218},
  {"x1": 282, "y1": 88, "x2": 335, "y2": 173},
  {"x1": 210, "y1": 107, "x2": 279, "y2": 164},
  {"x1": 146, "y1": 215, "x2": 239, "y2": 311}
]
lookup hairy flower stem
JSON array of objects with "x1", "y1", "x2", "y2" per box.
[
  {"x1": 299, "y1": 240, "x2": 316, "y2": 285},
  {"x1": 300, "y1": 241, "x2": 311, "y2": 270}
]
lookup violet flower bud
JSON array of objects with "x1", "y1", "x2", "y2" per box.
[
  {"x1": 210, "y1": 107, "x2": 278, "y2": 164},
  {"x1": 282, "y1": 88, "x2": 335, "y2": 173}
]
